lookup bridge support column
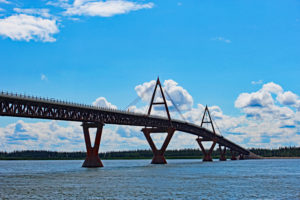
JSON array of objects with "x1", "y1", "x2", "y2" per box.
[
  {"x1": 219, "y1": 145, "x2": 227, "y2": 161},
  {"x1": 82, "y1": 122, "x2": 104, "y2": 168},
  {"x1": 239, "y1": 154, "x2": 245, "y2": 160},
  {"x1": 196, "y1": 138, "x2": 217, "y2": 162},
  {"x1": 230, "y1": 150, "x2": 237, "y2": 160},
  {"x1": 142, "y1": 127, "x2": 175, "y2": 164}
]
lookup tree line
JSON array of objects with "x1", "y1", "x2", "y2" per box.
[
  {"x1": 0, "y1": 147, "x2": 299, "y2": 160},
  {"x1": 249, "y1": 147, "x2": 300, "y2": 157}
]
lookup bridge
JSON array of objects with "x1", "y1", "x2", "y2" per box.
[{"x1": 0, "y1": 78, "x2": 258, "y2": 167}]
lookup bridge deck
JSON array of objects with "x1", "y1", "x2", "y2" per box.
[{"x1": 0, "y1": 92, "x2": 250, "y2": 155}]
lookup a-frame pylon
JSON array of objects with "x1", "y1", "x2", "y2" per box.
[
  {"x1": 142, "y1": 77, "x2": 175, "y2": 164},
  {"x1": 196, "y1": 105, "x2": 218, "y2": 161},
  {"x1": 200, "y1": 105, "x2": 216, "y2": 134},
  {"x1": 147, "y1": 77, "x2": 171, "y2": 123}
]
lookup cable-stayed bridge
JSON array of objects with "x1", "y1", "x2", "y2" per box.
[{"x1": 0, "y1": 78, "x2": 259, "y2": 167}]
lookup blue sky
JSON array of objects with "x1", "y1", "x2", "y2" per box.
[{"x1": 0, "y1": 0, "x2": 300, "y2": 151}]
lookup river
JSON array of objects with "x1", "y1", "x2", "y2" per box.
[{"x1": 0, "y1": 159, "x2": 299, "y2": 199}]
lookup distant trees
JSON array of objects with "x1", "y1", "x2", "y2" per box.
[
  {"x1": 249, "y1": 147, "x2": 300, "y2": 157},
  {"x1": 0, "y1": 147, "x2": 299, "y2": 160},
  {"x1": 0, "y1": 150, "x2": 86, "y2": 160}
]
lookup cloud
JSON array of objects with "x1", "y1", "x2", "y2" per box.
[
  {"x1": 235, "y1": 82, "x2": 283, "y2": 109},
  {"x1": 0, "y1": 120, "x2": 84, "y2": 151},
  {"x1": 0, "y1": 120, "x2": 149, "y2": 152},
  {"x1": 61, "y1": 0, "x2": 154, "y2": 17},
  {"x1": 0, "y1": 14, "x2": 59, "y2": 42},
  {"x1": 41, "y1": 74, "x2": 48, "y2": 81},
  {"x1": 0, "y1": 0, "x2": 10, "y2": 4},
  {"x1": 163, "y1": 79, "x2": 194, "y2": 110},
  {"x1": 234, "y1": 82, "x2": 297, "y2": 122},
  {"x1": 135, "y1": 79, "x2": 194, "y2": 112},
  {"x1": 135, "y1": 79, "x2": 156, "y2": 102},
  {"x1": 0, "y1": 0, "x2": 153, "y2": 42},
  {"x1": 181, "y1": 81, "x2": 300, "y2": 148},
  {"x1": 13, "y1": 8, "x2": 52, "y2": 18},
  {"x1": 277, "y1": 91, "x2": 300, "y2": 107},
  {"x1": 261, "y1": 82, "x2": 283, "y2": 94},
  {"x1": 251, "y1": 80, "x2": 263, "y2": 85},
  {"x1": 47, "y1": 0, "x2": 70, "y2": 8},
  {"x1": 212, "y1": 37, "x2": 231, "y2": 43},
  {"x1": 93, "y1": 97, "x2": 117, "y2": 109},
  {"x1": 227, "y1": 82, "x2": 300, "y2": 147},
  {"x1": 235, "y1": 91, "x2": 274, "y2": 109}
]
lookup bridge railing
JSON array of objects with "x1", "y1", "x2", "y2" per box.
[{"x1": 0, "y1": 91, "x2": 153, "y2": 116}]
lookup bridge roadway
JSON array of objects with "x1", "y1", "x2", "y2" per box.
[{"x1": 0, "y1": 92, "x2": 250, "y2": 155}]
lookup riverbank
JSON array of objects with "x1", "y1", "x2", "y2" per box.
[
  {"x1": 1, "y1": 157, "x2": 300, "y2": 160},
  {"x1": 1, "y1": 147, "x2": 300, "y2": 160},
  {"x1": 262, "y1": 157, "x2": 300, "y2": 159}
]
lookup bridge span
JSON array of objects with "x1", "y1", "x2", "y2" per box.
[{"x1": 0, "y1": 78, "x2": 258, "y2": 167}]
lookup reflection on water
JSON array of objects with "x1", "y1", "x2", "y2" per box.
[{"x1": 0, "y1": 159, "x2": 300, "y2": 199}]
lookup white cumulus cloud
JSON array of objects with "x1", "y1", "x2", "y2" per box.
[
  {"x1": 277, "y1": 91, "x2": 299, "y2": 106},
  {"x1": 235, "y1": 82, "x2": 283, "y2": 109},
  {"x1": 235, "y1": 91, "x2": 274, "y2": 109},
  {"x1": 135, "y1": 79, "x2": 193, "y2": 112},
  {"x1": 93, "y1": 97, "x2": 117, "y2": 109},
  {"x1": 261, "y1": 82, "x2": 283, "y2": 94},
  {"x1": 0, "y1": 14, "x2": 59, "y2": 42}
]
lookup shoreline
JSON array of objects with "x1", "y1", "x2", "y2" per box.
[
  {"x1": 1, "y1": 148, "x2": 300, "y2": 160},
  {"x1": 262, "y1": 157, "x2": 300, "y2": 159},
  {"x1": 1, "y1": 157, "x2": 300, "y2": 161}
]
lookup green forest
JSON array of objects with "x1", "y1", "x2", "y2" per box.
[{"x1": 0, "y1": 147, "x2": 300, "y2": 160}]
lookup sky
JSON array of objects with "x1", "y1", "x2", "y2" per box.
[{"x1": 0, "y1": 0, "x2": 300, "y2": 152}]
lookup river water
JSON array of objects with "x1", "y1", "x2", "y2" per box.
[{"x1": 0, "y1": 159, "x2": 299, "y2": 199}]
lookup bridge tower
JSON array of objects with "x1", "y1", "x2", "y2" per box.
[
  {"x1": 219, "y1": 145, "x2": 227, "y2": 161},
  {"x1": 197, "y1": 106, "x2": 240, "y2": 161},
  {"x1": 231, "y1": 149, "x2": 237, "y2": 160},
  {"x1": 142, "y1": 77, "x2": 175, "y2": 164},
  {"x1": 82, "y1": 122, "x2": 104, "y2": 168},
  {"x1": 196, "y1": 105, "x2": 223, "y2": 161}
]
